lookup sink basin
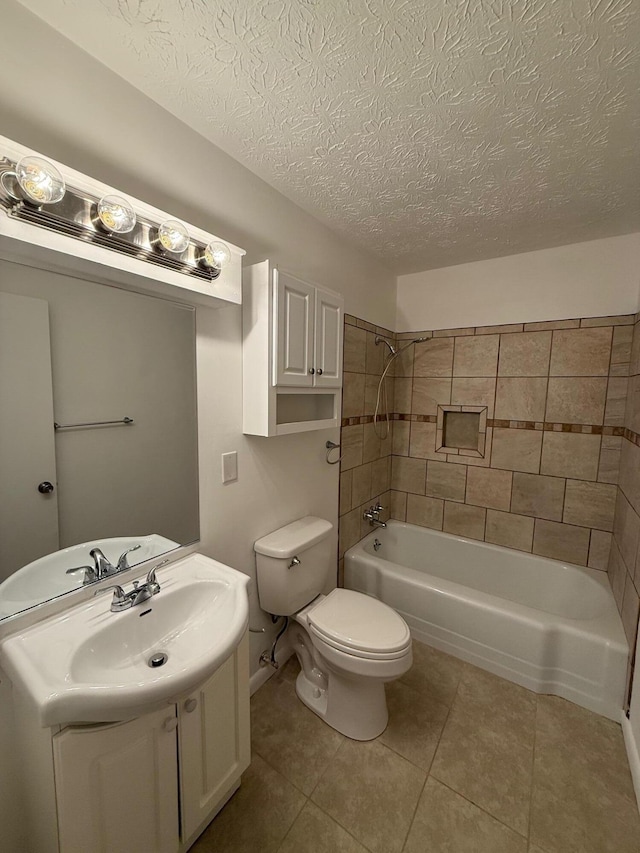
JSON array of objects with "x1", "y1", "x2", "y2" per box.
[
  {"x1": 0, "y1": 534, "x2": 179, "y2": 619},
  {"x1": 0, "y1": 553, "x2": 249, "y2": 726}
]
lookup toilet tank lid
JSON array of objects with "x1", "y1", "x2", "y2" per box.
[{"x1": 254, "y1": 516, "x2": 333, "y2": 558}]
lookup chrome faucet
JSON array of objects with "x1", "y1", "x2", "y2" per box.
[
  {"x1": 66, "y1": 544, "x2": 143, "y2": 585},
  {"x1": 96, "y1": 565, "x2": 163, "y2": 612},
  {"x1": 363, "y1": 503, "x2": 387, "y2": 528},
  {"x1": 90, "y1": 547, "x2": 117, "y2": 579}
]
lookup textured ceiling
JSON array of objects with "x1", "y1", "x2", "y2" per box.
[{"x1": 17, "y1": 0, "x2": 640, "y2": 273}]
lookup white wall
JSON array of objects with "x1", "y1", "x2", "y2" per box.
[{"x1": 397, "y1": 234, "x2": 640, "y2": 331}]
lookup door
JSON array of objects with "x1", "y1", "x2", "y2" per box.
[
  {"x1": 274, "y1": 270, "x2": 315, "y2": 386},
  {"x1": 179, "y1": 635, "x2": 250, "y2": 844},
  {"x1": 314, "y1": 288, "x2": 343, "y2": 388},
  {"x1": 53, "y1": 708, "x2": 180, "y2": 853},
  {"x1": 0, "y1": 291, "x2": 58, "y2": 581}
]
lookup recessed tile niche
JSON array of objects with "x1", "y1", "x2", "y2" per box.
[{"x1": 437, "y1": 405, "x2": 487, "y2": 458}]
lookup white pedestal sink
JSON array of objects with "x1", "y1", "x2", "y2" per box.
[{"x1": 0, "y1": 553, "x2": 250, "y2": 726}]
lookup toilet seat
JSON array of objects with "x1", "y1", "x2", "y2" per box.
[{"x1": 306, "y1": 589, "x2": 411, "y2": 661}]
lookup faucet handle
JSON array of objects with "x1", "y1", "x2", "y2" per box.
[
  {"x1": 373, "y1": 503, "x2": 384, "y2": 513},
  {"x1": 116, "y1": 544, "x2": 142, "y2": 572}
]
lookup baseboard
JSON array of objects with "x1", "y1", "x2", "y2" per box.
[{"x1": 621, "y1": 711, "x2": 640, "y2": 812}]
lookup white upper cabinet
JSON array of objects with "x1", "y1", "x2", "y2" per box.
[{"x1": 243, "y1": 261, "x2": 344, "y2": 436}]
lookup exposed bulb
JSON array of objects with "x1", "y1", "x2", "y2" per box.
[
  {"x1": 203, "y1": 240, "x2": 231, "y2": 270},
  {"x1": 15, "y1": 155, "x2": 65, "y2": 204},
  {"x1": 157, "y1": 219, "x2": 190, "y2": 254},
  {"x1": 97, "y1": 194, "x2": 136, "y2": 234}
]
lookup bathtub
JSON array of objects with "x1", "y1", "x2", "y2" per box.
[{"x1": 344, "y1": 521, "x2": 628, "y2": 721}]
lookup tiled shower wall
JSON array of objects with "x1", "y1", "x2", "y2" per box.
[{"x1": 609, "y1": 313, "x2": 640, "y2": 652}]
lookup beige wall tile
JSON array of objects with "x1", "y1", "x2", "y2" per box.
[
  {"x1": 412, "y1": 378, "x2": 452, "y2": 415},
  {"x1": 338, "y1": 507, "x2": 362, "y2": 558},
  {"x1": 498, "y1": 331, "x2": 552, "y2": 377},
  {"x1": 413, "y1": 337, "x2": 454, "y2": 377},
  {"x1": 363, "y1": 422, "x2": 381, "y2": 463},
  {"x1": 451, "y1": 377, "x2": 496, "y2": 417},
  {"x1": 581, "y1": 314, "x2": 634, "y2": 327},
  {"x1": 495, "y1": 378, "x2": 547, "y2": 421},
  {"x1": 608, "y1": 540, "x2": 627, "y2": 611},
  {"x1": 540, "y1": 432, "x2": 600, "y2": 481},
  {"x1": 533, "y1": 519, "x2": 590, "y2": 565},
  {"x1": 588, "y1": 530, "x2": 612, "y2": 571},
  {"x1": 545, "y1": 378, "x2": 607, "y2": 425},
  {"x1": 390, "y1": 490, "x2": 407, "y2": 521},
  {"x1": 433, "y1": 326, "x2": 475, "y2": 337},
  {"x1": 409, "y1": 421, "x2": 440, "y2": 460},
  {"x1": 485, "y1": 510, "x2": 534, "y2": 552},
  {"x1": 491, "y1": 428, "x2": 542, "y2": 474},
  {"x1": 511, "y1": 472, "x2": 565, "y2": 521},
  {"x1": 563, "y1": 480, "x2": 616, "y2": 531},
  {"x1": 598, "y1": 436, "x2": 621, "y2": 484},
  {"x1": 344, "y1": 324, "x2": 367, "y2": 373},
  {"x1": 391, "y1": 456, "x2": 426, "y2": 494},
  {"x1": 619, "y1": 440, "x2": 640, "y2": 516},
  {"x1": 562, "y1": 480, "x2": 616, "y2": 530},
  {"x1": 342, "y1": 372, "x2": 366, "y2": 418},
  {"x1": 352, "y1": 463, "x2": 373, "y2": 507},
  {"x1": 364, "y1": 374, "x2": 383, "y2": 415},
  {"x1": 476, "y1": 323, "x2": 524, "y2": 335},
  {"x1": 426, "y1": 460, "x2": 467, "y2": 501},
  {"x1": 371, "y1": 456, "x2": 391, "y2": 496},
  {"x1": 446, "y1": 427, "x2": 494, "y2": 468},
  {"x1": 393, "y1": 342, "x2": 415, "y2": 378},
  {"x1": 613, "y1": 491, "x2": 640, "y2": 571},
  {"x1": 524, "y1": 319, "x2": 580, "y2": 331},
  {"x1": 612, "y1": 325, "x2": 633, "y2": 364},
  {"x1": 394, "y1": 377, "x2": 412, "y2": 413},
  {"x1": 621, "y1": 572, "x2": 640, "y2": 647},
  {"x1": 339, "y1": 469, "x2": 353, "y2": 515},
  {"x1": 625, "y1": 375, "x2": 640, "y2": 432},
  {"x1": 341, "y1": 424, "x2": 363, "y2": 470},
  {"x1": 630, "y1": 322, "x2": 640, "y2": 375},
  {"x1": 604, "y1": 377, "x2": 628, "y2": 426},
  {"x1": 453, "y1": 335, "x2": 499, "y2": 377},
  {"x1": 406, "y1": 494, "x2": 444, "y2": 530},
  {"x1": 550, "y1": 327, "x2": 612, "y2": 376},
  {"x1": 443, "y1": 502, "x2": 486, "y2": 540},
  {"x1": 366, "y1": 331, "x2": 385, "y2": 376},
  {"x1": 466, "y1": 467, "x2": 513, "y2": 511},
  {"x1": 392, "y1": 420, "x2": 410, "y2": 456}
]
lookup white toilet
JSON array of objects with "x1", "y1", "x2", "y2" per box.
[{"x1": 254, "y1": 516, "x2": 412, "y2": 740}]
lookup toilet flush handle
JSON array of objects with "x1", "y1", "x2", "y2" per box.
[{"x1": 288, "y1": 556, "x2": 301, "y2": 569}]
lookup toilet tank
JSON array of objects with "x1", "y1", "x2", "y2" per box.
[{"x1": 254, "y1": 516, "x2": 334, "y2": 615}]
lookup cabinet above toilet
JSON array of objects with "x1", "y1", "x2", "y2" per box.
[{"x1": 242, "y1": 260, "x2": 344, "y2": 436}]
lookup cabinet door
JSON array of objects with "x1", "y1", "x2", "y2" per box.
[
  {"x1": 274, "y1": 270, "x2": 315, "y2": 386},
  {"x1": 179, "y1": 635, "x2": 251, "y2": 843},
  {"x1": 53, "y1": 708, "x2": 180, "y2": 853},
  {"x1": 314, "y1": 288, "x2": 343, "y2": 388}
]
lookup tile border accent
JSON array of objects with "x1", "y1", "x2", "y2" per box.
[{"x1": 344, "y1": 413, "x2": 628, "y2": 435}]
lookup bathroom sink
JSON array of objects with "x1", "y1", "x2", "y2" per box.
[
  {"x1": 0, "y1": 533, "x2": 179, "y2": 618},
  {"x1": 0, "y1": 553, "x2": 249, "y2": 726}
]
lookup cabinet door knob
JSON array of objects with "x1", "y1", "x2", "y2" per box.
[
  {"x1": 309, "y1": 367, "x2": 315, "y2": 375},
  {"x1": 163, "y1": 716, "x2": 178, "y2": 732},
  {"x1": 317, "y1": 368, "x2": 323, "y2": 375},
  {"x1": 184, "y1": 698, "x2": 198, "y2": 713}
]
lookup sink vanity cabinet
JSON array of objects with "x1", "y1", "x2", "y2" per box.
[
  {"x1": 13, "y1": 634, "x2": 249, "y2": 853},
  {"x1": 243, "y1": 260, "x2": 344, "y2": 435}
]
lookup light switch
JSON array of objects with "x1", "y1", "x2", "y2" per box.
[{"x1": 221, "y1": 451, "x2": 238, "y2": 484}]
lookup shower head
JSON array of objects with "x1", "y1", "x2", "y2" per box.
[{"x1": 374, "y1": 336, "x2": 397, "y2": 356}]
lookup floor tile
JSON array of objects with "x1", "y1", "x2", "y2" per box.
[
  {"x1": 530, "y1": 696, "x2": 640, "y2": 853},
  {"x1": 277, "y1": 801, "x2": 368, "y2": 853},
  {"x1": 311, "y1": 739, "x2": 425, "y2": 853},
  {"x1": 251, "y1": 670, "x2": 344, "y2": 795},
  {"x1": 404, "y1": 777, "x2": 527, "y2": 853},
  {"x1": 378, "y1": 680, "x2": 449, "y2": 771},
  {"x1": 192, "y1": 754, "x2": 305, "y2": 853},
  {"x1": 430, "y1": 667, "x2": 536, "y2": 836},
  {"x1": 399, "y1": 640, "x2": 465, "y2": 706}
]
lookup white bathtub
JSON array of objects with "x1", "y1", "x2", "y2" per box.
[{"x1": 344, "y1": 521, "x2": 628, "y2": 721}]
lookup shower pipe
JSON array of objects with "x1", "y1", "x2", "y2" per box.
[{"x1": 373, "y1": 337, "x2": 429, "y2": 439}]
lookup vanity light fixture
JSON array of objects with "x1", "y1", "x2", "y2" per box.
[
  {"x1": 15, "y1": 155, "x2": 66, "y2": 204},
  {"x1": 202, "y1": 240, "x2": 231, "y2": 270},
  {"x1": 157, "y1": 219, "x2": 190, "y2": 254},
  {"x1": 96, "y1": 194, "x2": 136, "y2": 234}
]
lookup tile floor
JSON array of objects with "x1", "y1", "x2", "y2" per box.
[{"x1": 192, "y1": 640, "x2": 640, "y2": 853}]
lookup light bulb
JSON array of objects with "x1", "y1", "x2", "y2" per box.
[
  {"x1": 203, "y1": 240, "x2": 231, "y2": 270},
  {"x1": 97, "y1": 194, "x2": 136, "y2": 234},
  {"x1": 157, "y1": 219, "x2": 190, "y2": 254},
  {"x1": 15, "y1": 155, "x2": 65, "y2": 204}
]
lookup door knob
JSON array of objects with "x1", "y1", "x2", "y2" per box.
[{"x1": 38, "y1": 481, "x2": 55, "y2": 494}]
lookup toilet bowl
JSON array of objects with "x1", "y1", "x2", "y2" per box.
[{"x1": 254, "y1": 517, "x2": 413, "y2": 740}]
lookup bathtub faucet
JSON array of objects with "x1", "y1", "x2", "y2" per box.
[{"x1": 364, "y1": 503, "x2": 387, "y2": 528}]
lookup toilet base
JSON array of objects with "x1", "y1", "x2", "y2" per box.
[{"x1": 295, "y1": 667, "x2": 388, "y2": 741}]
